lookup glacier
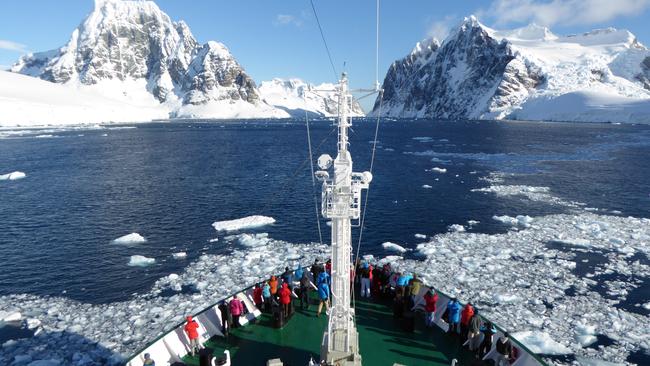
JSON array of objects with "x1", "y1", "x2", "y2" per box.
[
  {"x1": 371, "y1": 16, "x2": 650, "y2": 123},
  {"x1": 258, "y1": 78, "x2": 365, "y2": 118}
]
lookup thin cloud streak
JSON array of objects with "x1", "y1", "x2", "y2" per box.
[
  {"x1": 485, "y1": 0, "x2": 650, "y2": 27},
  {"x1": 0, "y1": 39, "x2": 29, "y2": 53}
]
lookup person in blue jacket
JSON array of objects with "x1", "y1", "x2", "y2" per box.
[
  {"x1": 294, "y1": 264, "x2": 304, "y2": 281},
  {"x1": 317, "y1": 279, "x2": 330, "y2": 317},
  {"x1": 447, "y1": 297, "x2": 462, "y2": 334}
]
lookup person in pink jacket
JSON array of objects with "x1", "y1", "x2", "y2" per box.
[{"x1": 229, "y1": 297, "x2": 244, "y2": 328}]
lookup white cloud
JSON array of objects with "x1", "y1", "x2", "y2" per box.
[
  {"x1": 273, "y1": 14, "x2": 303, "y2": 27},
  {"x1": 486, "y1": 0, "x2": 650, "y2": 27},
  {"x1": 427, "y1": 15, "x2": 457, "y2": 41},
  {"x1": 0, "y1": 40, "x2": 28, "y2": 53}
]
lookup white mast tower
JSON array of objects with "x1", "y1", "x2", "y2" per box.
[{"x1": 315, "y1": 72, "x2": 372, "y2": 366}]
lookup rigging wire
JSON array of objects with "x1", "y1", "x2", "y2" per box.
[
  {"x1": 352, "y1": 89, "x2": 384, "y2": 310},
  {"x1": 310, "y1": 0, "x2": 338, "y2": 80},
  {"x1": 306, "y1": 110, "x2": 324, "y2": 246}
]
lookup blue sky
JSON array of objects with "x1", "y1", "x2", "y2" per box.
[{"x1": 2, "y1": 0, "x2": 650, "y2": 110}]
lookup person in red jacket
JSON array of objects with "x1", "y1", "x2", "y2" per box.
[
  {"x1": 279, "y1": 282, "x2": 292, "y2": 318},
  {"x1": 253, "y1": 284, "x2": 263, "y2": 310},
  {"x1": 424, "y1": 288, "x2": 439, "y2": 327},
  {"x1": 229, "y1": 297, "x2": 244, "y2": 328},
  {"x1": 460, "y1": 302, "x2": 475, "y2": 341},
  {"x1": 184, "y1": 316, "x2": 201, "y2": 356}
]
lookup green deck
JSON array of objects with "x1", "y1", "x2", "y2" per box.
[{"x1": 183, "y1": 294, "x2": 477, "y2": 366}]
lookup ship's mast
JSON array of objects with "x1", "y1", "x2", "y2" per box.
[{"x1": 315, "y1": 73, "x2": 371, "y2": 366}]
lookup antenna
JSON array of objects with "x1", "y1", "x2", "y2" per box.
[{"x1": 375, "y1": 0, "x2": 380, "y2": 91}]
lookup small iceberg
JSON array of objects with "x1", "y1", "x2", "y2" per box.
[
  {"x1": 430, "y1": 167, "x2": 447, "y2": 173},
  {"x1": 172, "y1": 252, "x2": 187, "y2": 259},
  {"x1": 128, "y1": 255, "x2": 155, "y2": 267},
  {"x1": 382, "y1": 242, "x2": 409, "y2": 253},
  {"x1": 0, "y1": 171, "x2": 26, "y2": 181},
  {"x1": 112, "y1": 233, "x2": 147, "y2": 244},
  {"x1": 511, "y1": 331, "x2": 571, "y2": 355},
  {"x1": 212, "y1": 215, "x2": 276, "y2": 232},
  {"x1": 422, "y1": 184, "x2": 432, "y2": 189}
]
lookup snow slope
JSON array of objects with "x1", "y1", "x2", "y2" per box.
[
  {"x1": 0, "y1": 71, "x2": 167, "y2": 126},
  {"x1": 258, "y1": 78, "x2": 365, "y2": 117},
  {"x1": 372, "y1": 17, "x2": 650, "y2": 123}
]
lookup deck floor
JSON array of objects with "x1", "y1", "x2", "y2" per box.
[{"x1": 183, "y1": 293, "x2": 478, "y2": 366}]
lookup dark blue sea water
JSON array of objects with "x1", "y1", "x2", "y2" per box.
[{"x1": 1, "y1": 119, "x2": 650, "y2": 307}]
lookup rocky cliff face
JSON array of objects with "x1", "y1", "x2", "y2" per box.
[
  {"x1": 11, "y1": 0, "x2": 276, "y2": 118},
  {"x1": 371, "y1": 16, "x2": 650, "y2": 122}
]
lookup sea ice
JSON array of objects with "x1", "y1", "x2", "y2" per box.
[
  {"x1": 430, "y1": 167, "x2": 447, "y2": 173},
  {"x1": 112, "y1": 233, "x2": 146, "y2": 244},
  {"x1": 127, "y1": 255, "x2": 155, "y2": 267},
  {"x1": 0, "y1": 171, "x2": 26, "y2": 181},
  {"x1": 422, "y1": 184, "x2": 432, "y2": 189},
  {"x1": 212, "y1": 215, "x2": 276, "y2": 232},
  {"x1": 234, "y1": 233, "x2": 271, "y2": 247},
  {"x1": 448, "y1": 224, "x2": 466, "y2": 232},
  {"x1": 493, "y1": 215, "x2": 533, "y2": 228},
  {"x1": 511, "y1": 331, "x2": 571, "y2": 355},
  {"x1": 414, "y1": 234, "x2": 427, "y2": 239},
  {"x1": 382, "y1": 242, "x2": 409, "y2": 253},
  {"x1": 172, "y1": 252, "x2": 187, "y2": 259}
]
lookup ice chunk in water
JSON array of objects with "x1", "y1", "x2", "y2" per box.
[
  {"x1": 1, "y1": 311, "x2": 21, "y2": 322},
  {"x1": 430, "y1": 167, "x2": 447, "y2": 173},
  {"x1": 422, "y1": 184, "x2": 432, "y2": 189},
  {"x1": 414, "y1": 234, "x2": 427, "y2": 239},
  {"x1": 511, "y1": 331, "x2": 571, "y2": 355},
  {"x1": 448, "y1": 224, "x2": 466, "y2": 232},
  {"x1": 172, "y1": 252, "x2": 187, "y2": 259},
  {"x1": 212, "y1": 215, "x2": 276, "y2": 231},
  {"x1": 112, "y1": 233, "x2": 146, "y2": 244},
  {"x1": 0, "y1": 171, "x2": 26, "y2": 180},
  {"x1": 382, "y1": 242, "x2": 408, "y2": 253},
  {"x1": 128, "y1": 255, "x2": 155, "y2": 267}
]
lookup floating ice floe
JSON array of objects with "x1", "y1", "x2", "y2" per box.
[
  {"x1": 412, "y1": 136, "x2": 433, "y2": 142},
  {"x1": 430, "y1": 167, "x2": 447, "y2": 173},
  {"x1": 511, "y1": 331, "x2": 571, "y2": 355},
  {"x1": 0, "y1": 310, "x2": 22, "y2": 322},
  {"x1": 112, "y1": 233, "x2": 147, "y2": 244},
  {"x1": 172, "y1": 252, "x2": 187, "y2": 259},
  {"x1": 233, "y1": 233, "x2": 271, "y2": 247},
  {"x1": 472, "y1": 185, "x2": 584, "y2": 208},
  {"x1": 448, "y1": 224, "x2": 466, "y2": 232},
  {"x1": 493, "y1": 215, "x2": 533, "y2": 228},
  {"x1": 382, "y1": 242, "x2": 409, "y2": 253},
  {"x1": 422, "y1": 184, "x2": 432, "y2": 189},
  {"x1": 414, "y1": 233, "x2": 427, "y2": 239},
  {"x1": 212, "y1": 215, "x2": 276, "y2": 232},
  {"x1": 0, "y1": 171, "x2": 26, "y2": 181},
  {"x1": 127, "y1": 255, "x2": 155, "y2": 267}
]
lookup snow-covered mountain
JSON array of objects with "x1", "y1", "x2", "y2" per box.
[
  {"x1": 10, "y1": 0, "x2": 286, "y2": 120},
  {"x1": 258, "y1": 78, "x2": 365, "y2": 117},
  {"x1": 371, "y1": 16, "x2": 650, "y2": 123}
]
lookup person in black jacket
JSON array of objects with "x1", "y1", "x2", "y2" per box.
[
  {"x1": 496, "y1": 332, "x2": 513, "y2": 366},
  {"x1": 478, "y1": 321, "x2": 497, "y2": 359},
  {"x1": 299, "y1": 271, "x2": 312, "y2": 309},
  {"x1": 467, "y1": 310, "x2": 482, "y2": 351},
  {"x1": 218, "y1": 300, "x2": 232, "y2": 336}
]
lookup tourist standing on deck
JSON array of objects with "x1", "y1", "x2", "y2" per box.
[
  {"x1": 295, "y1": 264, "x2": 304, "y2": 281},
  {"x1": 299, "y1": 271, "x2": 312, "y2": 309},
  {"x1": 468, "y1": 310, "x2": 482, "y2": 351},
  {"x1": 229, "y1": 297, "x2": 244, "y2": 328},
  {"x1": 447, "y1": 298, "x2": 462, "y2": 334},
  {"x1": 496, "y1": 332, "x2": 513, "y2": 366},
  {"x1": 143, "y1": 353, "x2": 155, "y2": 366},
  {"x1": 253, "y1": 284, "x2": 263, "y2": 310},
  {"x1": 218, "y1": 300, "x2": 232, "y2": 336},
  {"x1": 269, "y1": 276, "x2": 279, "y2": 296},
  {"x1": 317, "y1": 276, "x2": 330, "y2": 317},
  {"x1": 281, "y1": 267, "x2": 294, "y2": 290},
  {"x1": 360, "y1": 262, "x2": 371, "y2": 298},
  {"x1": 478, "y1": 321, "x2": 497, "y2": 358},
  {"x1": 279, "y1": 282, "x2": 292, "y2": 318},
  {"x1": 424, "y1": 288, "x2": 439, "y2": 327},
  {"x1": 262, "y1": 281, "x2": 272, "y2": 312},
  {"x1": 184, "y1": 316, "x2": 201, "y2": 356},
  {"x1": 311, "y1": 258, "x2": 323, "y2": 280},
  {"x1": 460, "y1": 302, "x2": 475, "y2": 341}
]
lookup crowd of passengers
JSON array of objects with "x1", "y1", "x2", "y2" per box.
[{"x1": 179, "y1": 258, "x2": 519, "y2": 365}]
